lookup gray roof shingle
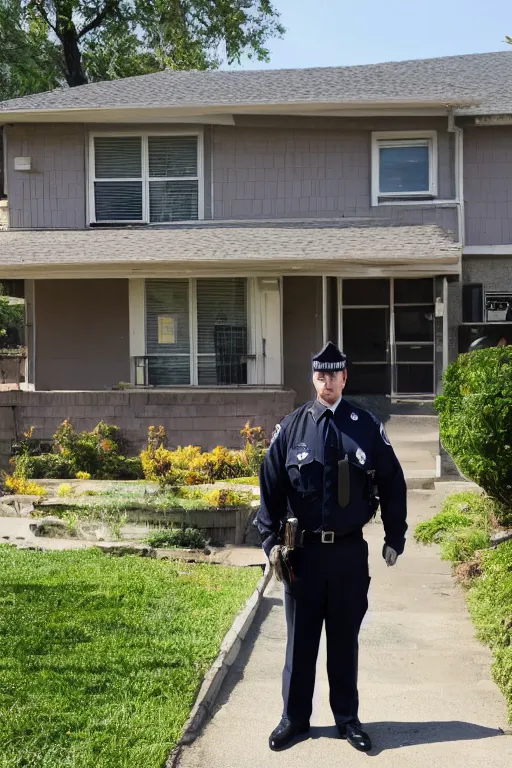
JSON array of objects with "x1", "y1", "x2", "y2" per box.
[
  {"x1": 0, "y1": 51, "x2": 510, "y2": 116},
  {"x1": 0, "y1": 220, "x2": 460, "y2": 274}
]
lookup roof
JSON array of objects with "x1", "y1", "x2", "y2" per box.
[
  {"x1": 0, "y1": 51, "x2": 511, "y2": 117},
  {"x1": 0, "y1": 220, "x2": 461, "y2": 278}
]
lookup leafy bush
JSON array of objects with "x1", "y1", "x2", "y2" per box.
[
  {"x1": 435, "y1": 347, "x2": 512, "y2": 524},
  {"x1": 12, "y1": 452, "x2": 72, "y2": 479},
  {"x1": 202, "y1": 488, "x2": 252, "y2": 508},
  {"x1": 3, "y1": 476, "x2": 47, "y2": 497},
  {"x1": 76, "y1": 472, "x2": 91, "y2": 480},
  {"x1": 415, "y1": 510, "x2": 473, "y2": 544},
  {"x1": 145, "y1": 527, "x2": 207, "y2": 549},
  {"x1": 240, "y1": 422, "x2": 268, "y2": 475},
  {"x1": 139, "y1": 424, "x2": 267, "y2": 487},
  {"x1": 467, "y1": 541, "x2": 512, "y2": 720},
  {"x1": 440, "y1": 527, "x2": 491, "y2": 564},
  {"x1": 10, "y1": 420, "x2": 142, "y2": 481},
  {"x1": 415, "y1": 492, "x2": 496, "y2": 544}
]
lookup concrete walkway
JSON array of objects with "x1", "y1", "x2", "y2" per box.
[{"x1": 176, "y1": 488, "x2": 511, "y2": 768}]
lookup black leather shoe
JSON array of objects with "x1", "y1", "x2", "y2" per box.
[
  {"x1": 338, "y1": 722, "x2": 372, "y2": 752},
  {"x1": 269, "y1": 717, "x2": 310, "y2": 751}
]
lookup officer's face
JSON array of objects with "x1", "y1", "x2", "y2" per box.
[{"x1": 313, "y1": 370, "x2": 347, "y2": 404}]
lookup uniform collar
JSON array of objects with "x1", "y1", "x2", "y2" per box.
[{"x1": 310, "y1": 397, "x2": 342, "y2": 423}]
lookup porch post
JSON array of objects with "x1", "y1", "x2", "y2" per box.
[{"x1": 24, "y1": 279, "x2": 35, "y2": 389}]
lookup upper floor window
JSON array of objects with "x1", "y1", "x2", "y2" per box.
[
  {"x1": 371, "y1": 131, "x2": 438, "y2": 206},
  {"x1": 89, "y1": 132, "x2": 203, "y2": 224}
]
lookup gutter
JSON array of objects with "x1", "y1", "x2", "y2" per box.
[{"x1": 447, "y1": 112, "x2": 465, "y2": 250}]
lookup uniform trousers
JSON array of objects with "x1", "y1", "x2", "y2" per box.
[{"x1": 282, "y1": 531, "x2": 370, "y2": 726}]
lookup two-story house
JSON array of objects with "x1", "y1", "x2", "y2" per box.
[{"x1": 0, "y1": 51, "x2": 510, "y2": 451}]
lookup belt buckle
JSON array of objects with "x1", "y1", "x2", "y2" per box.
[{"x1": 321, "y1": 531, "x2": 335, "y2": 544}]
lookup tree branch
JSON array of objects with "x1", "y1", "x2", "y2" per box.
[
  {"x1": 30, "y1": 0, "x2": 58, "y2": 35},
  {"x1": 77, "y1": 1, "x2": 119, "y2": 39}
]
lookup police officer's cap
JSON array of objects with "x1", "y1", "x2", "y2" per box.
[{"x1": 312, "y1": 341, "x2": 347, "y2": 372}]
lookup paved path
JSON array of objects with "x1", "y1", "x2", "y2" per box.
[{"x1": 177, "y1": 489, "x2": 511, "y2": 768}]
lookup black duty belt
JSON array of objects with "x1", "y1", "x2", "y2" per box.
[{"x1": 301, "y1": 529, "x2": 362, "y2": 545}]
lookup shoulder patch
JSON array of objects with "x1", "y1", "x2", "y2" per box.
[
  {"x1": 270, "y1": 423, "x2": 282, "y2": 445},
  {"x1": 380, "y1": 423, "x2": 391, "y2": 446}
]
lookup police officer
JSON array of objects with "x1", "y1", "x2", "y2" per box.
[{"x1": 256, "y1": 341, "x2": 407, "y2": 753}]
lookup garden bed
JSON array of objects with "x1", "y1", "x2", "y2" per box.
[
  {"x1": 0, "y1": 546, "x2": 261, "y2": 767},
  {"x1": 20, "y1": 483, "x2": 259, "y2": 547}
]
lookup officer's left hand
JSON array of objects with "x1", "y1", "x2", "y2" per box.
[{"x1": 384, "y1": 545, "x2": 398, "y2": 567}]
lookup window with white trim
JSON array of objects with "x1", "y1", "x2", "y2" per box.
[
  {"x1": 138, "y1": 278, "x2": 248, "y2": 386},
  {"x1": 90, "y1": 133, "x2": 202, "y2": 224},
  {"x1": 371, "y1": 131, "x2": 438, "y2": 206}
]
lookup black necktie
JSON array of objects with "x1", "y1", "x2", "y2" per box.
[{"x1": 323, "y1": 409, "x2": 338, "y2": 517}]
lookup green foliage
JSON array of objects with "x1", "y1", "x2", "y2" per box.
[
  {"x1": 415, "y1": 491, "x2": 496, "y2": 544},
  {"x1": 415, "y1": 510, "x2": 473, "y2": 544},
  {"x1": 0, "y1": 286, "x2": 24, "y2": 346},
  {"x1": 435, "y1": 347, "x2": 512, "y2": 522},
  {"x1": 0, "y1": 546, "x2": 260, "y2": 765},
  {"x1": 13, "y1": 452, "x2": 72, "y2": 479},
  {"x1": 145, "y1": 527, "x2": 207, "y2": 549},
  {"x1": 11, "y1": 420, "x2": 143, "y2": 481},
  {"x1": 0, "y1": 1, "x2": 60, "y2": 101},
  {"x1": 467, "y1": 541, "x2": 512, "y2": 720},
  {"x1": 0, "y1": 1, "x2": 283, "y2": 98},
  {"x1": 439, "y1": 527, "x2": 491, "y2": 564},
  {"x1": 139, "y1": 424, "x2": 266, "y2": 487}
]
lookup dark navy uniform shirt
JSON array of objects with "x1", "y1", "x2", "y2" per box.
[{"x1": 257, "y1": 397, "x2": 408, "y2": 557}]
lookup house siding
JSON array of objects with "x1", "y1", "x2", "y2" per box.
[
  {"x1": 212, "y1": 116, "x2": 457, "y2": 233},
  {"x1": 464, "y1": 126, "x2": 512, "y2": 245},
  {"x1": 35, "y1": 279, "x2": 130, "y2": 389},
  {"x1": 5, "y1": 117, "x2": 457, "y2": 235},
  {"x1": 6, "y1": 124, "x2": 86, "y2": 229},
  {"x1": 5, "y1": 123, "x2": 212, "y2": 229}
]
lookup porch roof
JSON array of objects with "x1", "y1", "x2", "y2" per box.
[{"x1": 0, "y1": 219, "x2": 461, "y2": 279}]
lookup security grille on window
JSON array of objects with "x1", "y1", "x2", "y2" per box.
[
  {"x1": 485, "y1": 291, "x2": 512, "y2": 323},
  {"x1": 91, "y1": 134, "x2": 201, "y2": 223},
  {"x1": 371, "y1": 131, "x2": 437, "y2": 206},
  {"x1": 143, "y1": 278, "x2": 248, "y2": 386}
]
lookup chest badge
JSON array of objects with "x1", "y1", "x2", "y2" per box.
[
  {"x1": 350, "y1": 412, "x2": 359, "y2": 421},
  {"x1": 356, "y1": 448, "x2": 366, "y2": 465}
]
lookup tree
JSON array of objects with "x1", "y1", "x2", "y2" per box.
[
  {"x1": 0, "y1": 0, "x2": 60, "y2": 100},
  {"x1": 15, "y1": 1, "x2": 284, "y2": 89}
]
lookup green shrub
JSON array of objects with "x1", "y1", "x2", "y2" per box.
[
  {"x1": 145, "y1": 527, "x2": 207, "y2": 549},
  {"x1": 467, "y1": 541, "x2": 512, "y2": 720},
  {"x1": 415, "y1": 510, "x2": 473, "y2": 544},
  {"x1": 415, "y1": 492, "x2": 497, "y2": 545},
  {"x1": 440, "y1": 527, "x2": 491, "y2": 564},
  {"x1": 435, "y1": 347, "x2": 512, "y2": 524},
  {"x1": 12, "y1": 452, "x2": 73, "y2": 479}
]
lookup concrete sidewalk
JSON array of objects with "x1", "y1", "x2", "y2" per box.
[{"x1": 176, "y1": 489, "x2": 511, "y2": 768}]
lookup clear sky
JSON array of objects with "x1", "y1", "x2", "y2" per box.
[{"x1": 231, "y1": 0, "x2": 510, "y2": 70}]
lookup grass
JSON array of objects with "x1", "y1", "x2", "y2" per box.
[
  {"x1": 414, "y1": 491, "x2": 495, "y2": 562},
  {"x1": 415, "y1": 491, "x2": 512, "y2": 722},
  {"x1": 223, "y1": 477, "x2": 259, "y2": 486},
  {"x1": 0, "y1": 546, "x2": 261, "y2": 767}
]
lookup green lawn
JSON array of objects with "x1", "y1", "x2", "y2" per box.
[{"x1": 0, "y1": 546, "x2": 261, "y2": 767}]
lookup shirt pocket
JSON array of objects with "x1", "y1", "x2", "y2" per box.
[
  {"x1": 347, "y1": 457, "x2": 370, "y2": 501},
  {"x1": 285, "y1": 447, "x2": 322, "y2": 494}
]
